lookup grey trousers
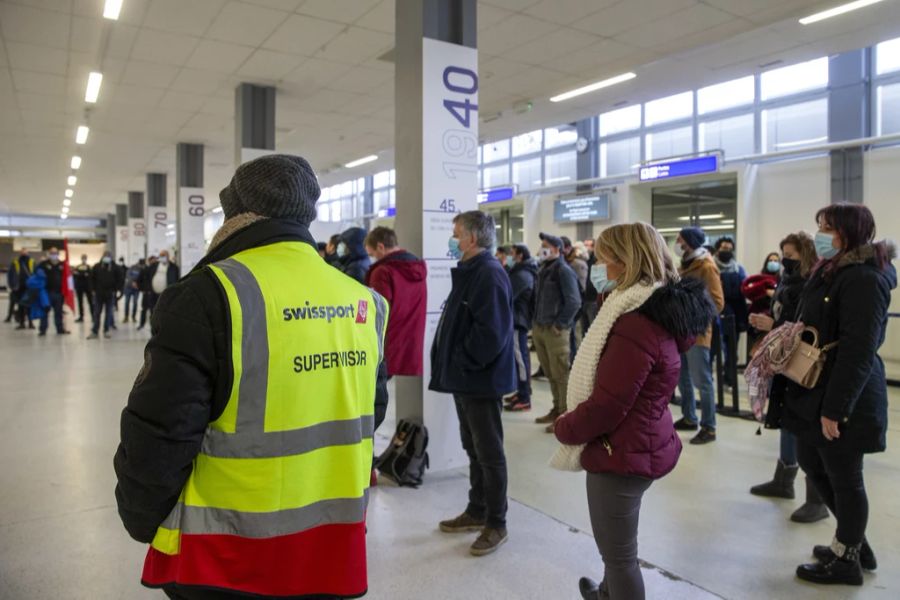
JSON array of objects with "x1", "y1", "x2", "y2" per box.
[{"x1": 586, "y1": 472, "x2": 653, "y2": 600}]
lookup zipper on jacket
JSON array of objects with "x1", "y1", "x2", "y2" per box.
[{"x1": 601, "y1": 437, "x2": 613, "y2": 456}]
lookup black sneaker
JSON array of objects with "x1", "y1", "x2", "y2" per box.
[
  {"x1": 506, "y1": 400, "x2": 531, "y2": 412},
  {"x1": 814, "y1": 541, "x2": 877, "y2": 571},
  {"x1": 673, "y1": 417, "x2": 698, "y2": 431},
  {"x1": 690, "y1": 428, "x2": 717, "y2": 445}
]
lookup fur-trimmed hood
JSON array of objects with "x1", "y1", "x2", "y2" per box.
[
  {"x1": 637, "y1": 278, "x2": 718, "y2": 351},
  {"x1": 831, "y1": 240, "x2": 897, "y2": 291}
]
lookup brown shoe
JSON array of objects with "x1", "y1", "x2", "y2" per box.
[
  {"x1": 470, "y1": 527, "x2": 508, "y2": 556},
  {"x1": 535, "y1": 409, "x2": 559, "y2": 424},
  {"x1": 439, "y1": 512, "x2": 486, "y2": 533},
  {"x1": 544, "y1": 422, "x2": 555, "y2": 434}
]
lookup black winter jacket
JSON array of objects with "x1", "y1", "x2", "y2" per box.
[
  {"x1": 92, "y1": 262, "x2": 125, "y2": 297},
  {"x1": 338, "y1": 227, "x2": 371, "y2": 285},
  {"x1": 781, "y1": 243, "x2": 896, "y2": 453},
  {"x1": 114, "y1": 219, "x2": 389, "y2": 547},
  {"x1": 509, "y1": 259, "x2": 538, "y2": 331},
  {"x1": 38, "y1": 260, "x2": 64, "y2": 294},
  {"x1": 429, "y1": 250, "x2": 517, "y2": 397},
  {"x1": 534, "y1": 256, "x2": 581, "y2": 329}
]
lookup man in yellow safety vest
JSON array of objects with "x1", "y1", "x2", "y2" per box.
[{"x1": 114, "y1": 154, "x2": 389, "y2": 599}]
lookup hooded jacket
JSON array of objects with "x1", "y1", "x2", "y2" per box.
[
  {"x1": 782, "y1": 242, "x2": 896, "y2": 453},
  {"x1": 509, "y1": 259, "x2": 539, "y2": 331},
  {"x1": 114, "y1": 219, "x2": 389, "y2": 600},
  {"x1": 679, "y1": 252, "x2": 724, "y2": 348},
  {"x1": 338, "y1": 227, "x2": 371, "y2": 285},
  {"x1": 555, "y1": 279, "x2": 718, "y2": 478},
  {"x1": 365, "y1": 250, "x2": 427, "y2": 377}
]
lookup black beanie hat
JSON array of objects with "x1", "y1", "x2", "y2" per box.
[
  {"x1": 221, "y1": 154, "x2": 320, "y2": 224},
  {"x1": 679, "y1": 227, "x2": 706, "y2": 250}
]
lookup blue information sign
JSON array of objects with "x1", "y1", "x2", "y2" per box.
[
  {"x1": 477, "y1": 186, "x2": 516, "y2": 204},
  {"x1": 377, "y1": 207, "x2": 396, "y2": 218},
  {"x1": 639, "y1": 155, "x2": 719, "y2": 182}
]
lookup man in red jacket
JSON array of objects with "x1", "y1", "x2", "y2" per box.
[{"x1": 365, "y1": 227, "x2": 427, "y2": 376}]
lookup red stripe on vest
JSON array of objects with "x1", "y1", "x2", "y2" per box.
[{"x1": 142, "y1": 522, "x2": 367, "y2": 597}]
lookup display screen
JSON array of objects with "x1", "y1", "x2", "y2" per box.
[
  {"x1": 477, "y1": 186, "x2": 516, "y2": 204},
  {"x1": 554, "y1": 194, "x2": 610, "y2": 223},
  {"x1": 639, "y1": 155, "x2": 719, "y2": 182}
]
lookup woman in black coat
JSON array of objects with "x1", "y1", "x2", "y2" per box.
[{"x1": 782, "y1": 204, "x2": 896, "y2": 587}]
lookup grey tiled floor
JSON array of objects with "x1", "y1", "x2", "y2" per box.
[{"x1": 1, "y1": 305, "x2": 897, "y2": 599}]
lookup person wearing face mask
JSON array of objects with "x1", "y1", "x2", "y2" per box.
[
  {"x1": 364, "y1": 227, "x2": 427, "y2": 378},
  {"x1": 747, "y1": 232, "x2": 829, "y2": 524},
  {"x1": 780, "y1": 204, "x2": 895, "y2": 587},
  {"x1": 72, "y1": 254, "x2": 94, "y2": 324},
  {"x1": 122, "y1": 259, "x2": 144, "y2": 323},
  {"x1": 505, "y1": 244, "x2": 539, "y2": 412},
  {"x1": 532, "y1": 232, "x2": 582, "y2": 432},
  {"x1": 672, "y1": 227, "x2": 724, "y2": 445},
  {"x1": 431, "y1": 211, "x2": 516, "y2": 557},
  {"x1": 495, "y1": 246, "x2": 513, "y2": 272},
  {"x1": 136, "y1": 256, "x2": 157, "y2": 331},
  {"x1": 87, "y1": 251, "x2": 124, "y2": 339},
  {"x1": 336, "y1": 227, "x2": 371, "y2": 284},
  {"x1": 713, "y1": 237, "x2": 748, "y2": 386},
  {"x1": 137, "y1": 251, "x2": 180, "y2": 330},
  {"x1": 324, "y1": 234, "x2": 342, "y2": 267},
  {"x1": 7, "y1": 248, "x2": 35, "y2": 329},
  {"x1": 741, "y1": 252, "x2": 781, "y2": 350},
  {"x1": 552, "y1": 223, "x2": 717, "y2": 600},
  {"x1": 36, "y1": 247, "x2": 69, "y2": 336}
]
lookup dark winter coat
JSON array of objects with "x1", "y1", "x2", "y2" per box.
[
  {"x1": 338, "y1": 227, "x2": 371, "y2": 285},
  {"x1": 73, "y1": 262, "x2": 92, "y2": 292},
  {"x1": 429, "y1": 250, "x2": 517, "y2": 397},
  {"x1": 534, "y1": 256, "x2": 581, "y2": 329},
  {"x1": 716, "y1": 259, "x2": 748, "y2": 332},
  {"x1": 8, "y1": 255, "x2": 34, "y2": 291},
  {"x1": 365, "y1": 250, "x2": 427, "y2": 377},
  {"x1": 555, "y1": 279, "x2": 717, "y2": 478},
  {"x1": 37, "y1": 260, "x2": 64, "y2": 294},
  {"x1": 781, "y1": 243, "x2": 896, "y2": 453},
  {"x1": 741, "y1": 273, "x2": 778, "y2": 316},
  {"x1": 92, "y1": 261, "x2": 125, "y2": 298},
  {"x1": 509, "y1": 259, "x2": 538, "y2": 331},
  {"x1": 114, "y1": 219, "x2": 390, "y2": 552}
]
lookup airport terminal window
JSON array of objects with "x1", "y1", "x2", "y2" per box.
[
  {"x1": 645, "y1": 91, "x2": 693, "y2": 126},
  {"x1": 512, "y1": 157, "x2": 542, "y2": 190},
  {"x1": 483, "y1": 163, "x2": 510, "y2": 189},
  {"x1": 761, "y1": 98, "x2": 828, "y2": 153},
  {"x1": 373, "y1": 170, "x2": 391, "y2": 189},
  {"x1": 544, "y1": 125, "x2": 578, "y2": 149},
  {"x1": 482, "y1": 139, "x2": 509, "y2": 163},
  {"x1": 699, "y1": 114, "x2": 754, "y2": 158},
  {"x1": 876, "y1": 36, "x2": 900, "y2": 75},
  {"x1": 512, "y1": 130, "x2": 543, "y2": 157},
  {"x1": 761, "y1": 57, "x2": 828, "y2": 101},
  {"x1": 374, "y1": 189, "x2": 391, "y2": 212},
  {"x1": 877, "y1": 83, "x2": 900, "y2": 135},
  {"x1": 317, "y1": 203, "x2": 330, "y2": 222},
  {"x1": 698, "y1": 76, "x2": 754, "y2": 115},
  {"x1": 544, "y1": 151, "x2": 577, "y2": 185},
  {"x1": 600, "y1": 136, "x2": 640, "y2": 177},
  {"x1": 645, "y1": 126, "x2": 693, "y2": 161},
  {"x1": 599, "y1": 105, "x2": 641, "y2": 137}
]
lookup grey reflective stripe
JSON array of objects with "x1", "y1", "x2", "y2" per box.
[
  {"x1": 216, "y1": 258, "x2": 269, "y2": 433},
  {"x1": 201, "y1": 415, "x2": 376, "y2": 458},
  {"x1": 165, "y1": 495, "x2": 368, "y2": 538},
  {"x1": 370, "y1": 290, "x2": 388, "y2": 365}
]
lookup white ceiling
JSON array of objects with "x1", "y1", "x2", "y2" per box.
[{"x1": 1, "y1": 0, "x2": 900, "y2": 218}]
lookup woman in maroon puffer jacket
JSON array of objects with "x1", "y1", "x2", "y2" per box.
[{"x1": 554, "y1": 223, "x2": 717, "y2": 600}]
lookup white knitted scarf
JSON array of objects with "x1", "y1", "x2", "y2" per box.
[{"x1": 550, "y1": 281, "x2": 660, "y2": 471}]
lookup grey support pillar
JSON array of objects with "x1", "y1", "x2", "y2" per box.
[
  {"x1": 127, "y1": 191, "x2": 146, "y2": 264},
  {"x1": 146, "y1": 173, "x2": 169, "y2": 257},
  {"x1": 829, "y1": 50, "x2": 870, "y2": 203},
  {"x1": 575, "y1": 116, "x2": 599, "y2": 242},
  {"x1": 395, "y1": 0, "x2": 477, "y2": 471},
  {"x1": 176, "y1": 143, "x2": 206, "y2": 274},
  {"x1": 106, "y1": 212, "x2": 116, "y2": 256},
  {"x1": 115, "y1": 203, "x2": 129, "y2": 262},
  {"x1": 235, "y1": 83, "x2": 275, "y2": 167}
]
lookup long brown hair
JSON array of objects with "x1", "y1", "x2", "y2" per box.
[
  {"x1": 815, "y1": 204, "x2": 887, "y2": 273},
  {"x1": 779, "y1": 232, "x2": 817, "y2": 277}
]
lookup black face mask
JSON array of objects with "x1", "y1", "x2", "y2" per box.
[
  {"x1": 782, "y1": 258, "x2": 800, "y2": 274},
  {"x1": 717, "y1": 251, "x2": 734, "y2": 263}
]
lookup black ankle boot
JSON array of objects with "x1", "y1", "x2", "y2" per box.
[
  {"x1": 578, "y1": 577, "x2": 609, "y2": 599},
  {"x1": 814, "y1": 539, "x2": 877, "y2": 571},
  {"x1": 791, "y1": 477, "x2": 829, "y2": 523},
  {"x1": 750, "y1": 460, "x2": 798, "y2": 499},
  {"x1": 797, "y1": 540, "x2": 863, "y2": 586}
]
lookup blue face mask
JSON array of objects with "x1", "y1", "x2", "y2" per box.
[
  {"x1": 102, "y1": 256, "x2": 112, "y2": 264},
  {"x1": 590, "y1": 264, "x2": 618, "y2": 294},
  {"x1": 336, "y1": 242, "x2": 347, "y2": 258},
  {"x1": 766, "y1": 260, "x2": 781, "y2": 273},
  {"x1": 815, "y1": 232, "x2": 839, "y2": 259},
  {"x1": 448, "y1": 237, "x2": 462, "y2": 260},
  {"x1": 505, "y1": 256, "x2": 515, "y2": 268}
]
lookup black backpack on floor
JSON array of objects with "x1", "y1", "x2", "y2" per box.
[{"x1": 376, "y1": 419, "x2": 429, "y2": 488}]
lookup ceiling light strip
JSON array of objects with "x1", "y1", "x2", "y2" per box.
[
  {"x1": 550, "y1": 72, "x2": 636, "y2": 103},
  {"x1": 103, "y1": 0, "x2": 123, "y2": 20},
  {"x1": 799, "y1": 0, "x2": 885, "y2": 25},
  {"x1": 344, "y1": 155, "x2": 378, "y2": 168},
  {"x1": 85, "y1": 72, "x2": 103, "y2": 103}
]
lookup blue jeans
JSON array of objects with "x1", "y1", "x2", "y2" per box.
[
  {"x1": 123, "y1": 286, "x2": 139, "y2": 320},
  {"x1": 513, "y1": 328, "x2": 531, "y2": 403},
  {"x1": 92, "y1": 294, "x2": 116, "y2": 334},
  {"x1": 780, "y1": 429, "x2": 798, "y2": 466},
  {"x1": 678, "y1": 345, "x2": 717, "y2": 430},
  {"x1": 39, "y1": 292, "x2": 64, "y2": 334}
]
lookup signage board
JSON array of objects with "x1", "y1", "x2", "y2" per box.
[
  {"x1": 554, "y1": 194, "x2": 611, "y2": 223},
  {"x1": 639, "y1": 155, "x2": 719, "y2": 182},
  {"x1": 178, "y1": 187, "x2": 206, "y2": 274},
  {"x1": 146, "y1": 206, "x2": 171, "y2": 257},
  {"x1": 127, "y1": 217, "x2": 146, "y2": 264},
  {"x1": 477, "y1": 186, "x2": 516, "y2": 204}
]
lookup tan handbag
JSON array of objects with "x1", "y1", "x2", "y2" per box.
[{"x1": 782, "y1": 326, "x2": 838, "y2": 389}]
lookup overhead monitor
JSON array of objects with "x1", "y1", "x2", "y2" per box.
[
  {"x1": 639, "y1": 155, "x2": 719, "y2": 182},
  {"x1": 554, "y1": 193, "x2": 611, "y2": 223}
]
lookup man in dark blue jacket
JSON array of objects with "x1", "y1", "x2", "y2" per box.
[
  {"x1": 506, "y1": 244, "x2": 538, "y2": 412},
  {"x1": 337, "y1": 227, "x2": 371, "y2": 284},
  {"x1": 430, "y1": 210, "x2": 515, "y2": 558}
]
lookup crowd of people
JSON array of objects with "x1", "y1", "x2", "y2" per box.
[
  {"x1": 5, "y1": 247, "x2": 180, "y2": 339},
  {"x1": 35, "y1": 153, "x2": 882, "y2": 600}
]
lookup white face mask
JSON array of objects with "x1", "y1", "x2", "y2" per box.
[
  {"x1": 539, "y1": 248, "x2": 553, "y2": 262},
  {"x1": 159, "y1": 256, "x2": 169, "y2": 265}
]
